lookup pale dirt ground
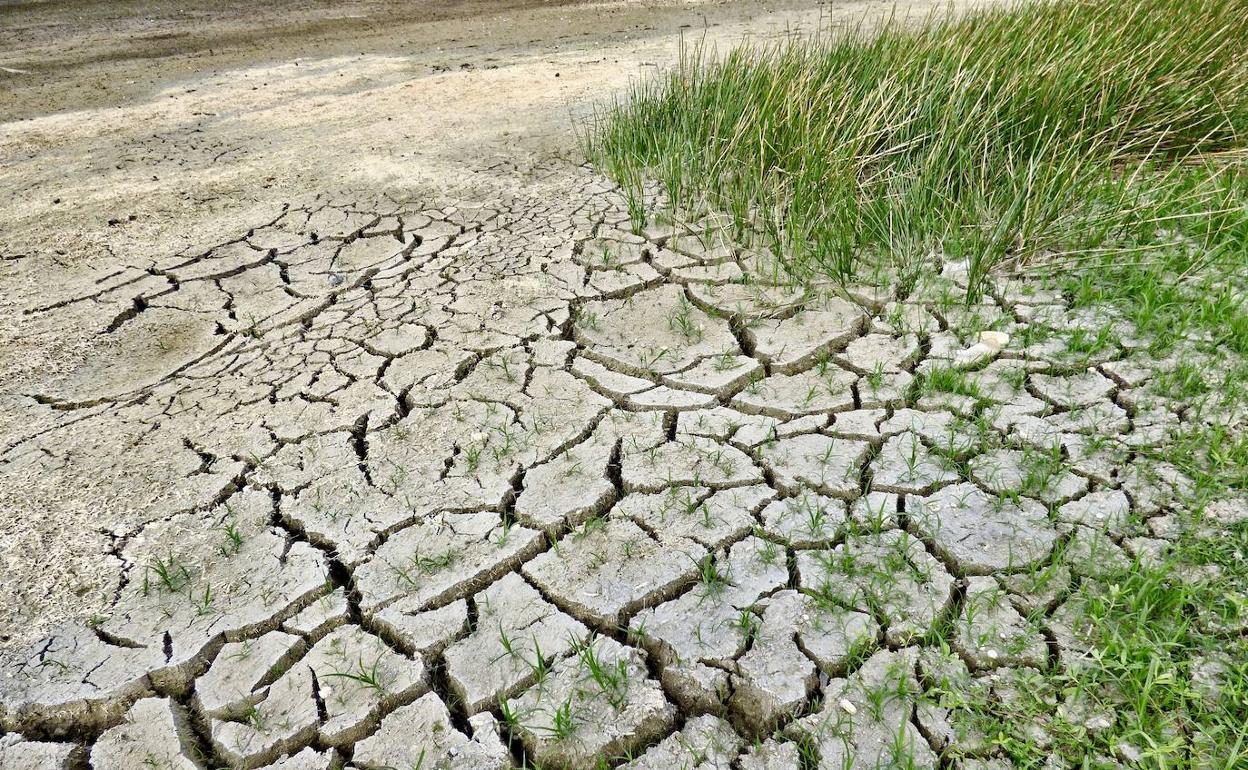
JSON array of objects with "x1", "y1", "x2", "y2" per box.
[
  {"x1": 4, "y1": 3, "x2": 1243, "y2": 766},
  {"x1": 0, "y1": 0, "x2": 975, "y2": 656}
]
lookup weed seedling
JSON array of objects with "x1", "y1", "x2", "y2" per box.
[{"x1": 323, "y1": 653, "x2": 387, "y2": 694}]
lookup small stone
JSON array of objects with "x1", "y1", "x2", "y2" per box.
[{"x1": 980, "y1": 330, "x2": 1010, "y2": 349}]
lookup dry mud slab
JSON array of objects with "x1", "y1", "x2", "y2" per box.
[
  {"x1": 2, "y1": 0, "x2": 1242, "y2": 768},
  {"x1": 1, "y1": 169, "x2": 1237, "y2": 768}
]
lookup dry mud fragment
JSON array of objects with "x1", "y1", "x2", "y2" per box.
[
  {"x1": 90, "y1": 697, "x2": 203, "y2": 770},
  {"x1": 738, "y1": 740, "x2": 803, "y2": 770},
  {"x1": 0, "y1": 624, "x2": 164, "y2": 736},
  {"x1": 351, "y1": 693, "x2": 508, "y2": 770},
  {"x1": 615, "y1": 485, "x2": 774, "y2": 550},
  {"x1": 952, "y1": 577, "x2": 1047, "y2": 669},
  {"x1": 758, "y1": 491, "x2": 848, "y2": 546},
  {"x1": 300, "y1": 627, "x2": 427, "y2": 747},
  {"x1": 98, "y1": 488, "x2": 331, "y2": 692},
  {"x1": 524, "y1": 517, "x2": 704, "y2": 630},
  {"x1": 916, "y1": 647, "x2": 1055, "y2": 759},
  {"x1": 732, "y1": 366, "x2": 858, "y2": 418},
  {"x1": 366, "y1": 598, "x2": 468, "y2": 659},
  {"x1": 1056, "y1": 489, "x2": 1134, "y2": 536},
  {"x1": 629, "y1": 536, "x2": 788, "y2": 711},
  {"x1": 575, "y1": 285, "x2": 738, "y2": 377},
  {"x1": 209, "y1": 626, "x2": 424, "y2": 767},
  {"x1": 880, "y1": 408, "x2": 978, "y2": 457},
  {"x1": 279, "y1": 475, "x2": 410, "y2": 567},
  {"x1": 355, "y1": 511, "x2": 543, "y2": 615},
  {"x1": 0, "y1": 734, "x2": 82, "y2": 769},
  {"x1": 730, "y1": 590, "x2": 878, "y2": 733},
  {"x1": 839, "y1": 332, "x2": 920, "y2": 375},
  {"x1": 789, "y1": 648, "x2": 938, "y2": 769},
  {"x1": 623, "y1": 714, "x2": 743, "y2": 769},
  {"x1": 675, "y1": 406, "x2": 778, "y2": 446},
  {"x1": 1031, "y1": 370, "x2": 1115, "y2": 408},
  {"x1": 205, "y1": 660, "x2": 320, "y2": 769},
  {"x1": 507, "y1": 635, "x2": 676, "y2": 770},
  {"x1": 797, "y1": 529, "x2": 954, "y2": 646},
  {"x1": 662, "y1": 354, "x2": 762, "y2": 397},
  {"x1": 514, "y1": 439, "x2": 616, "y2": 533},
  {"x1": 257, "y1": 748, "x2": 337, "y2": 769},
  {"x1": 909, "y1": 483, "x2": 1058, "y2": 575},
  {"x1": 444, "y1": 573, "x2": 590, "y2": 714},
  {"x1": 741, "y1": 298, "x2": 866, "y2": 373},
  {"x1": 283, "y1": 589, "x2": 350, "y2": 640},
  {"x1": 621, "y1": 435, "x2": 762, "y2": 492},
  {"x1": 1061, "y1": 525, "x2": 1133, "y2": 579},
  {"x1": 192, "y1": 631, "x2": 307, "y2": 719},
  {"x1": 758, "y1": 434, "x2": 869, "y2": 498},
  {"x1": 870, "y1": 432, "x2": 960, "y2": 494},
  {"x1": 969, "y1": 447, "x2": 1089, "y2": 505}
]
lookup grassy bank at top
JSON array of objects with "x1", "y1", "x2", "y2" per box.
[
  {"x1": 587, "y1": 2, "x2": 1248, "y2": 767},
  {"x1": 585, "y1": 0, "x2": 1248, "y2": 354}
]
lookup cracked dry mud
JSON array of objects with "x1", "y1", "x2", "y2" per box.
[{"x1": 0, "y1": 158, "x2": 1239, "y2": 769}]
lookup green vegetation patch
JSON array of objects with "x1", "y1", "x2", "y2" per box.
[
  {"x1": 585, "y1": 0, "x2": 1248, "y2": 319},
  {"x1": 588, "y1": 1, "x2": 1248, "y2": 766}
]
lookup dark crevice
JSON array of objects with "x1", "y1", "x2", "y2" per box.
[
  {"x1": 103, "y1": 295, "x2": 149, "y2": 333},
  {"x1": 350, "y1": 413, "x2": 372, "y2": 486}
]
